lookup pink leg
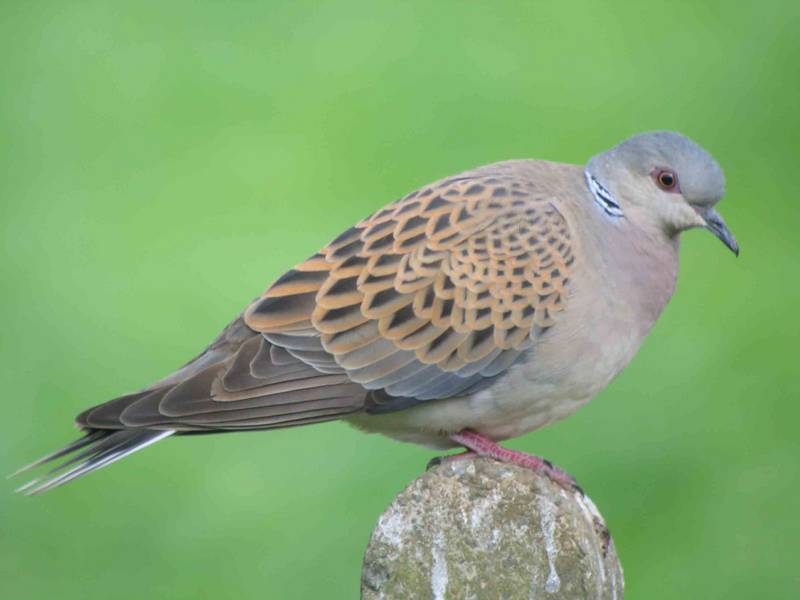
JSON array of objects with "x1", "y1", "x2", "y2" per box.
[{"x1": 449, "y1": 429, "x2": 581, "y2": 492}]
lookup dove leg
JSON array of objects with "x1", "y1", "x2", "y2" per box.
[{"x1": 449, "y1": 428, "x2": 581, "y2": 491}]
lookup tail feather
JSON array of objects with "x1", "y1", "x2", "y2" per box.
[
  {"x1": 12, "y1": 429, "x2": 173, "y2": 495},
  {"x1": 10, "y1": 430, "x2": 107, "y2": 477}
]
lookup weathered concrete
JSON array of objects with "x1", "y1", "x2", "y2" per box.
[{"x1": 362, "y1": 457, "x2": 623, "y2": 599}]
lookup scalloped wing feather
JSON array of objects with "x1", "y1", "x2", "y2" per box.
[{"x1": 245, "y1": 161, "x2": 574, "y2": 406}]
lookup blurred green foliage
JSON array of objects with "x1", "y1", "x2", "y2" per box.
[{"x1": 1, "y1": 1, "x2": 798, "y2": 598}]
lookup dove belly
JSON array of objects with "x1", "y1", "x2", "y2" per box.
[{"x1": 347, "y1": 303, "x2": 646, "y2": 449}]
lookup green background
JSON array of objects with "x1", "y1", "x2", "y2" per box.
[{"x1": 2, "y1": 1, "x2": 798, "y2": 598}]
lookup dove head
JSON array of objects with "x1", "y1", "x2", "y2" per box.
[{"x1": 586, "y1": 131, "x2": 738, "y2": 255}]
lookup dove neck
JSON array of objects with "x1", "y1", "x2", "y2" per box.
[{"x1": 572, "y1": 184, "x2": 680, "y2": 326}]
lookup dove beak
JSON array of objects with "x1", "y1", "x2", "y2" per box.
[{"x1": 700, "y1": 207, "x2": 739, "y2": 256}]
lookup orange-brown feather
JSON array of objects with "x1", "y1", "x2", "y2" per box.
[{"x1": 244, "y1": 164, "x2": 574, "y2": 391}]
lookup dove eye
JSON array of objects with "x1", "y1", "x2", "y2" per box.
[{"x1": 652, "y1": 168, "x2": 680, "y2": 193}]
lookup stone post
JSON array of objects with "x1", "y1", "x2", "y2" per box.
[{"x1": 361, "y1": 457, "x2": 623, "y2": 599}]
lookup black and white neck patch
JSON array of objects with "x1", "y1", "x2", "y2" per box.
[{"x1": 585, "y1": 171, "x2": 624, "y2": 218}]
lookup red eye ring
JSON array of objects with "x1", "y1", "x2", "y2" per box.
[{"x1": 651, "y1": 168, "x2": 680, "y2": 193}]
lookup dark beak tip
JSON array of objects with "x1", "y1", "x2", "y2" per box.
[
  {"x1": 701, "y1": 207, "x2": 738, "y2": 257},
  {"x1": 724, "y1": 232, "x2": 740, "y2": 257},
  {"x1": 725, "y1": 235, "x2": 740, "y2": 257},
  {"x1": 724, "y1": 236, "x2": 740, "y2": 257}
]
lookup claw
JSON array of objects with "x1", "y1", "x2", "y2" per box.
[
  {"x1": 426, "y1": 456, "x2": 444, "y2": 470},
  {"x1": 426, "y1": 449, "x2": 477, "y2": 471}
]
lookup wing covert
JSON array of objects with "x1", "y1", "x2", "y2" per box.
[{"x1": 245, "y1": 163, "x2": 574, "y2": 405}]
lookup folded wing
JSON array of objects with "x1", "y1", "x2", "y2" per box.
[
  {"x1": 16, "y1": 160, "x2": 575, "y2": 492},
  {"x1": 246, "y1": 161, "x2": 574, "y2": 410}
]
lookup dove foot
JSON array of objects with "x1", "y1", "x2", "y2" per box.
[{"x1": 449, "y1": 428, "x2": 582, "y2": 493}]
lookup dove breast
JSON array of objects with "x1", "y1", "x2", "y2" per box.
[{"x1": 346, "y1": 161, "x2": 680, "y2": 448}]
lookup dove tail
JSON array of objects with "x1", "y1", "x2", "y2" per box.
[{"x1": 12, "y1": 429, "x2": 173, "y2": 495}]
